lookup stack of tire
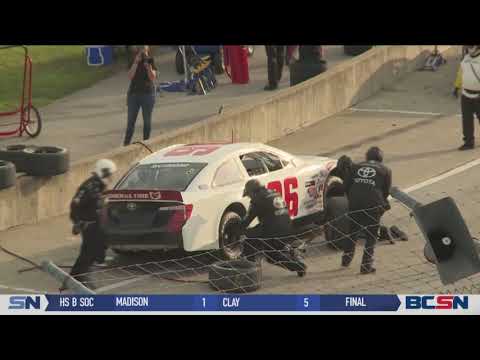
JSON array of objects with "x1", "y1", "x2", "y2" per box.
[{"x1": 0, "y1": 145, "x2": 70, "y2": 190}]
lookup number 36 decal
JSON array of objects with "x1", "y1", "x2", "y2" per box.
[{"x1": 267, "y1": 177, "x2": 298, "y2": 217}]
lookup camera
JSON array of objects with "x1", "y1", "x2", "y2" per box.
[{"x1": 140, "y1": 53, "x2": 153, "y2": 65}]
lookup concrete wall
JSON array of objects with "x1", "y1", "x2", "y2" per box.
[{"x1": 0, "y1": 45, "x2": 454, "y2": 231}]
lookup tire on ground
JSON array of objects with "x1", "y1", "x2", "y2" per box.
[
  {"x1": 0, "y1": 144, "x2": 38, "y2": 173},
  {"x1": 0, "y1": 161, "x2": 16, "y2": 190},
  {"x1": 218, "y1": 211, "x2": 244, "y2": 260},
  {"x1": 209, "y1": 259, "x2": 262, "y2": 293},
  {"x1": 324, "y1": 196, "x2": 351, "y2": 251},
  {"x1": 22, "y1": 146, "x2": 70, "y2": 176}
]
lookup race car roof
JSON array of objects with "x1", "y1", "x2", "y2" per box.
[{"x1": 139, "y1": 143, "x2": 275, "y2": 165}]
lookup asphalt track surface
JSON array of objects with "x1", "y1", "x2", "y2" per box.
[{"x1": 1, "y1": 47, "x2": 480, "y2": 295}]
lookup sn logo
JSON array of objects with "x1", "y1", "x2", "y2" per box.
[{"x1": 8, "y1": 296, "x2": 42, "y2": 310}]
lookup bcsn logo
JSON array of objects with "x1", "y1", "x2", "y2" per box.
[
  {"x1": 405, "y1": 295, "x2": 469, "y2": 310},
  {"x1": 8, "y1": 296, "x2": 42, "y2": 310}
]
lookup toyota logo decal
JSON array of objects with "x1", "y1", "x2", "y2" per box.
[
  {"x1": 126, "y1": 202, "x2": 137, "y2": 211},
  {"x1": 357, "y1": 167, "x2": 376, "y2": 178}
]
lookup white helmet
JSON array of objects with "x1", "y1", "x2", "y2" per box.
[{"x1": 94, "y1": 159, "x2": 117, "y2": 179}]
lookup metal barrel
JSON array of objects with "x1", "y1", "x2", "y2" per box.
[{"x1": 41, "y1": 260, "x2": 95, "y2": 295}]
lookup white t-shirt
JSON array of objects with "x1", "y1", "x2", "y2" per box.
[{"x1": 461, "y1": 53, "x2": 480, "y2": 98}]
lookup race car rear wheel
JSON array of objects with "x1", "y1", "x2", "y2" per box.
[{"x1": 219, "y1": 211, "x2": 244, "y2": 260}]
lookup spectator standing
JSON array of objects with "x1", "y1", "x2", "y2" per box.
[
  {"x1": 264, "y1": 46, "x2": 286, "y2": 91},
  {"x1": 123, "y1": 45, "x2": 157, "y2": 146},
  {"x1": 454, "y1": 45, "x2": 480, "y2": 150}
]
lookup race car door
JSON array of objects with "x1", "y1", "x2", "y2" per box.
[{"x1": 238, "y1": 151, "x2": 305, "y2": 219}]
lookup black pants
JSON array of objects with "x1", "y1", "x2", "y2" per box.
[
  {"x1": 461, "y1": 95, "x2": 480, "y2": 145},
  {"x1": 70, "y1": 223, "x2": 106, "y2": 286},
  {"x1": 124, "y1": 92, "x2": 156, "y2": 146},
  {"x1": 243, "y1": 225, "x2": 306, "y2": 273},
  {"x1": 265, "y1": 46, "x2": 285, "y2": 88},
  {"x1": 343, "y1": 208, "x2": 384, "y2": 268}
]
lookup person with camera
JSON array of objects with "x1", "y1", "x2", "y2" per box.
[
  {"x1": 341, "y1": 147, "x2": 392, "y2": 274},
  {"x1": 123, "y1": 45, "x2": 157, "y2": 146},
  {"x1": 63, "y1": 159, "x2": 117, "y2": 290}
]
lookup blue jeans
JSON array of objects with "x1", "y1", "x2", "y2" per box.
[{"x1": 124, "y1": 93, "x2": 155, "y2": 145}]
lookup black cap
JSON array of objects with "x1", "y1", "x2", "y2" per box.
[
  {"x1": 243, "y1": 179, "x2": 262, "y2": 197},
  {"x1": 366, "y1": 146, "x2": 384, "y2": 162}
]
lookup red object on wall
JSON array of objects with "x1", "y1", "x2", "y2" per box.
[{"x1": 223, "y1": 45, "x2": 249, "y2": 84}]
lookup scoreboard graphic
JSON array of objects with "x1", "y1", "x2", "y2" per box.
[{"x1": 1, "y1": 294, "x2": 478, "y2": 314}]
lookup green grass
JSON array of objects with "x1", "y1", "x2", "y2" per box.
[{"x1": 0, "y1": 45, "x2": 124, "y2": 112}]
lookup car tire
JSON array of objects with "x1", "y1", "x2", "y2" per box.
[
  {"x1": 0, "y1": 161, "x2": 16, "y2": 190},
  {"x1": 0, "y1": 144, "x2": 38, "y2": 173},
  {"x1": 22, "y1": 146, "x2": 70, "y2": 176},
  {"x1": 324, "y1": 176, "x2": 345, "y2": 198},
  {"x1": 209, "y1": 259, "x2": 262, "y2": 293},
  {"x1": 343, "y1": 45, "x2": 372, "y2": 56},
  {"x1": 218, "y1": 211, "x2": 244, "y2": 260},
  {"x1": 324, "y1": 196, "x2": 351, "y2": 251}
]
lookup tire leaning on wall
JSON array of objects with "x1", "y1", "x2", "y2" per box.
[
  {"x1": 21, "y1": 146, "x2": 70, "y2": 176},
  {"x1": 0, "y1": 161, "x2": 16, "y2": 190}
]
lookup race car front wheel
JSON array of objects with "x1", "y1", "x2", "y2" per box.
[{"x1": 219, "y1": 211, "x2": 244, "y2": 260}]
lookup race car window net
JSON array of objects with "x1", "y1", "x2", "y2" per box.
[
  {"x1": 212, "y1": 159, "x2": 244, "y2": 188},
  {"x1": 115, "y1": 163, "x2": 208, "y2": 192},
  {"x1": 257, "y1": 152, "x2": 284, "y2": 172},
  {"x1": 239, "y1": 153, "x2": 269, "y2": 177}
]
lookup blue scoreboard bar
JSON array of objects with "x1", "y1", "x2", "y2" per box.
[{"x1": 43, "y1": 295, "x2": 401, "y2": 312}]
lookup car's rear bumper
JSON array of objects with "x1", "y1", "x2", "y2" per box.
[{"x1": 105, "y1": 228, "x2": 184, "y2": 251}]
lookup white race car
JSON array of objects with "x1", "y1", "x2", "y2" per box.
[{"x1": 100, "y1": 143, "x2": 348, "y2": 258}]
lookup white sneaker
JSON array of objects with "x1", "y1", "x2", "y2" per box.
[{"x1": 94, "y1": 256, "x2": 115, "y2": 267}]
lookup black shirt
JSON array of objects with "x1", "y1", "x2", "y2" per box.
[
  {"x1": 344, "y1": 160, "x2": 392, "y2": 211},
  {"x1": 70, "y1": 174, "x2": 106, "y2": 223},
  {"x1": 127, "y1": 57, "x2": 157, "y2": 95},
  {"x1": 241, "y1": 187, "x2": 292, "y2": 236}
]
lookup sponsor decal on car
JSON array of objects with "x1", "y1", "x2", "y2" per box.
[
  {"x1": 149, "y1": 191, "x2": 162, "y2": 200},
  {"x1": 307, "y1": 186, "x2": 317, "y2": 198},
  {"x1": 105, "y1": 190, "x2": 183, "y2": 202}
]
